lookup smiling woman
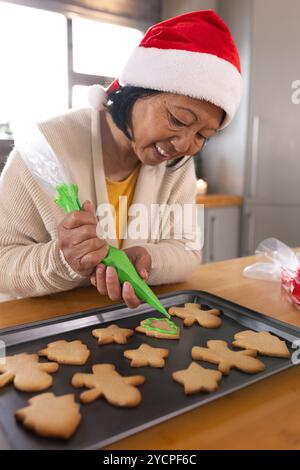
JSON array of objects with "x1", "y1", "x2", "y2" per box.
[
  {"x1": 0, "y1": 10, "x2": 242, "y2": 307},
  {"x1": 105, "y1": 87, "x2": 225, "y2": 169}
]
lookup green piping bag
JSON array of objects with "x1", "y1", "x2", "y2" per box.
[
  {"x1": 101, "y1": 246, "x2": 169, "y2": 318},
  {"x1": 54, "y1": 183, "x2": 170, "y2": 319}
]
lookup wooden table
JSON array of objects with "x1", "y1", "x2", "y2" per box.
[{"x1": 1, "y1": 254, "x2": 300, "y2": 450}]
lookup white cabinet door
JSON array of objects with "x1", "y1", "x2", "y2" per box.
[{"x1": 202, "y1": 206, "x2": 240, "y2": 263}]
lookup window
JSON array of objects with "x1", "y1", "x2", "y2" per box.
[
  {"x1": 72, "y1": 17, "x2": 143, "y2": 78},
  {"x1": 70, "y1": 17, "x2": 143, "y2": 108},
  {"x1": 0, "y1": 1, "x2": 68, "y2": 136},
  {"x1": 0, "y1": 1, "x2": 144, "y2": 136}
]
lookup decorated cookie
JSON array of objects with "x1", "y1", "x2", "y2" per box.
[
  {"x1": 232, "y1": 330, "x2": 290, "y2": 358},
  {"x1": 192, "y1": 340, "x2": 266, "y2": 375},
  {"x1": 72, "y1": 364, "x2": 145, "y2": 407},
  {"x1": 173, "y1": 362, "x2": 222, "y2": 394},
  {"x1": 15, "y1": 393, "x2": 81, "y2": 439},
  {"x1": 169, "y1": 303, "x2": 222, "y2": 328},
  {"x1": 135, "y1": 318, "x2": 180, "y2": 339},
  {"x1": 39, "y1": 340, "x2": 90, "y2": 365},
  {"x1": 124, "y1": 344, "x2": 169, "y2": 368},
  {"x1": 92, "y1": 324, "x2": 134, "y2": 345},
  {"x1": 0, "y1": 353, "x2": 58, "y2": 392}
]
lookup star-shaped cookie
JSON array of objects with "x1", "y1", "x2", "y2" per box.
[
  {"x1": 173, "y1": 362, "x2": 222, "y2": 394},
  {"x1": 192, "y1": 340, "x2": 266, "y2": 375},
  {"x1": 92, "y1": 324, "x2": 134, "y2": 345},
  {"x1": 169, "y1": 303, "x2": 222, "y2": 328},
  {"x1": 124, "y1": 344, "x2": 169, "y2": 368},
  {"x1": 39, "y1": 340, "x2": 90, "y2": 365}
]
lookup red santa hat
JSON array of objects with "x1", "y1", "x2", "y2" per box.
[{"x1": 88, "y1": 10, "x2": 242, "y2": 129}]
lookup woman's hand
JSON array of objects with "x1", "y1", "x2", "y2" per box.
[
  {"x1": 90, "y1": 246, "x2": 152, "y2": 308},
  {"x1": 57, "y1": 200, "x2": 109, "y2": 277}
]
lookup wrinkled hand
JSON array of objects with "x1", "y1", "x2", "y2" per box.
[
  {"x1": 90, "y1": 246, "x2": 152, "y2": 308},
  {"x1": 57, "y1": 200, "x2": 108, "y2": 277}
]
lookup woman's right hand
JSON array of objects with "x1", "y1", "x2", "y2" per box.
[{"x1": 57, "y1": 200, "x2": 108, "y2": 277}]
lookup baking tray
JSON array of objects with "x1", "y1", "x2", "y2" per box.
[{"x1": 0, "y1": 289, "x2": 299, "y2": 450}]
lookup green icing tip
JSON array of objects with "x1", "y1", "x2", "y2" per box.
[{"x1": 102, "y1": 246, "x2": 170, "y2": 319}]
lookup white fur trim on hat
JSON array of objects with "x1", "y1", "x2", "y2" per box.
[
  {"x1": 119, "y1": 47, "x2": 243, "y2": 128},
  {"x1": 88, "y1": 84, "x2": 107, "y2": 110}
]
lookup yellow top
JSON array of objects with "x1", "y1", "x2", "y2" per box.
[{"x1": 105, "y1": 164, "x2": 141, "y2": 248}]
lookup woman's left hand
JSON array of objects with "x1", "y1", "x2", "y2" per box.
[{"x1": 90, "y1": 246, "x2": 152, "y2": 308}]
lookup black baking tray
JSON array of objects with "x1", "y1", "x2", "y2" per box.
[{"x1": 0, "y1": 290, "x2": 299, "y2": 450}]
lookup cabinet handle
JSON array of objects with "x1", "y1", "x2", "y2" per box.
[
  {"x1": 250, "y1": 116, "x2": 260, "y2": 199},
  {"x1": 209, "y1": 216, "x2": 216, "y2": 262},
  {"x1": 245, "y1": 211, "x2": 255, "y2": 255},
  {"x1": 244, "y1": 212, "x2": 251, "y2": 255}
]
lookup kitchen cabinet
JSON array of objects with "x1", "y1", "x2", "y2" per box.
[
  {"x1": 202, "y1": 206, "x2": 240, "y2": 263},
  {"x1": 197, "y1": 194, "x2": 242, "y2": 264}
]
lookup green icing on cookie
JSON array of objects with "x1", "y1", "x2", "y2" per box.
[{"x1": 141, "y1": 317, "x2": 179, "y2": 335}]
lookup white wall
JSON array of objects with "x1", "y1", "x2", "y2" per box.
[{"x1": 162, "y1": 0, "x2": 217, "y2": 19}]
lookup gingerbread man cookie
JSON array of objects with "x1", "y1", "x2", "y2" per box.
[
  {"x1": 173, "y1": 362, "x2": 222, "y2": 394},
  {"x1": 124, "y1": 344, "x2": 169, "y2": 368},
  {"x1": 192, "y1": 340, "x2": 266, "y2": 375},
  {"x1": 0, "y1": 353, "x2": 58, "y2": 392},
  {"x1": 135, "y1": 318, "x2": 180, "y2": 339},
  {"x1": 232, "y1": 330, "x2": 290, "y2": 358},
  {"x1": 169, "y1": 303, "x2": 222, "y2": 328},
  {"x1": 72, "y1": 364, "x2": 145, "y2": 407},
  {"x1": 39, "y1": 340, "x2": 90, "y2": 365},
  {"x1": 15, "y1": 393, "x2": 81, "y2": 439},
  {"x1": 92, "y1": 324, "x2": 134, "y2": 345}
]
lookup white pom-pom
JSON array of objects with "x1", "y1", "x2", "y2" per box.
[{"x1": 88, "y1": 85, "x2": 107, "y2": 110}]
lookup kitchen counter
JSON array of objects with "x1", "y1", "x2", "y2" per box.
[
  {"x1": 1, "y1": 253, "x2": 300, "y2": 450},
  {"x1": 196, "y1": 193, "x2": 243, "y2": 208}
]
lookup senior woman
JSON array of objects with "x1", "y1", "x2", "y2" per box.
[{"x1": 0, "y1": 10, "x2": 242, "y2": 306}]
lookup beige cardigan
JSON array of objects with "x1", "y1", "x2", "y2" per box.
[{"x1": 0, "y1": 107, "x2": 201, "y2": 300}]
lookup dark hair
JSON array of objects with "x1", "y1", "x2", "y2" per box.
[{"x1": 106, "y1": 85, "x2": 187, "y2": 169}]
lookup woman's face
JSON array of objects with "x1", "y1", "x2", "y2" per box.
[{"x1": 129, "y1": 93, "x2": 225, "y2": 166}]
